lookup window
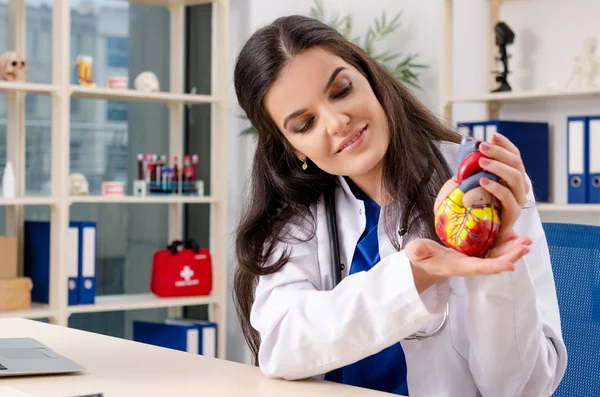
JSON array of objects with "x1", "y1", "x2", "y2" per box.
[
  {"x1": 71, "y1": 33, "x2": 82, "y2": 63},
  {"x1": 106, "y1": 36, "x2": 128, "y2": 69},
  {"x1": 70, "y1": 141, "x2": 81, "y2": 165},
  {"x1": 26, "y1": 31, "x2": 38, "y2": 61},
  {"x1": 104, "y1": 141, "x2": 127, "y2": 182},
  {"x1": 26, "y1": 96, "x2": 38, "y2": 114},
  {"x1": 71, "y1": 97, "x2": 81, "y2": 115},
  {"x1": 25, "y1": 126, "x2": 52, "y2": 195},
  {"x1": 106, "y1": 101, "x2": 127, "y2": 121}
]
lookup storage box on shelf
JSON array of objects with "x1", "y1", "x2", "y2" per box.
[
  {"x1": 2, "y1": 0, "x2": 229, "y2": 359},
  {"x1": 441, "y1": 0, "x2": 600, "y2": 217}
]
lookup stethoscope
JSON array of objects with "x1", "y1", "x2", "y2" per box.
[{"x1": 324, "y1": 187, "x2": 449, "y2": 341}]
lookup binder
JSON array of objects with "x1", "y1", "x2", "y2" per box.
[
  {"x1": 567, "y1": 117, "x2": 588, "y2": 203},
  {"x1": 24, "y1": 221, "x2": 80, "y2": 305},
  {"x1": 67, "y1": 226, "x2": 80, "y2": 305},
  {"x1": 133, "y1": 321, "x2": 199, "y2": 354},
  {"x1": 459, "y1": 122, "x2": 485, "y2": 141},
  {"x1": 165, "y1": 318, "x2": 217, "y2": 357},
  {"x1": 587, "y1": 116, "x2": 600, "y2": 203},
  {"x1": 77, "y1": 222, "x2": 97, "y2": 304},
  {"x1": 459, "y1": 120, "x2": 550, "y2": 202}
]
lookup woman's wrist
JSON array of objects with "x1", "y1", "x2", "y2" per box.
[{"x1": 410, "y1": 263, "x2": 443, "y2": 294}]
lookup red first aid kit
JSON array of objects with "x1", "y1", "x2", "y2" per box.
[{"x1": 150, "y1": 239, "x2": 212, "y2": 298}]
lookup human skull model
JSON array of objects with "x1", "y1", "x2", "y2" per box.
[
  {"x1": 0, "y1": 52, "x2": 27, "y2": 82},
  {"x1": 134, "y1": 71, "x2": 160, "y2": 92},
  {"x1": 69, "y1": 173, "x2": 89, "y2": 196}
]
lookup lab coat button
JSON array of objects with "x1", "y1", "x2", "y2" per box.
[
  {"x1": 340, "y1": 263, "x2": 345, "y2": 270},
  {"x1": 359, "y1": 208, "x2": 362, "y2": 215}
]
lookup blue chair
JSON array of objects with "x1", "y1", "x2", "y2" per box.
[{"x1": 542, "y1": 222, "x2": 600, "y2": 396}]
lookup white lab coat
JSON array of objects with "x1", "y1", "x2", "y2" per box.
[{"x1": 250, "y1": 141, "x2": 567, "y2": 396}]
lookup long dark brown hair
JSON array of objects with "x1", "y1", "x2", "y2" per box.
[{"x1": 233, "y1": 15, "x2": 461, "y2": 365}]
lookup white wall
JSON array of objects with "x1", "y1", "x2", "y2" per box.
[
  {"x1": 224, "y1": 0, "x2": 600, "y2": 363},
  {"x1": 224, "y1": 0, "x2": 256, "y2": 365},
  {"x1": 249, "y1": 0, "x2": 444, "y2": 111}
]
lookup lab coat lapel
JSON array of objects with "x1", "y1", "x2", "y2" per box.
[{"x1": 334, "y1": 177, "x2": 366, "y2": 277}]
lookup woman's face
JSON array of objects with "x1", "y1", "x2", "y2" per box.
[{"x1": 264, "y1": 46, "x2": 389, "y2": 178}]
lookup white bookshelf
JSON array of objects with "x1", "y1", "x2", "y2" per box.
[
  {"x1": 124, "y1": 0, "x2": 216, "y2": 7},
  {"x1": 0, "y1": 81, "x2": 58, "y2": 95},
  {"x1": 67, "y1": 294, "x2": 220, "y2": 315},
  {"x1": 0, "y1": 303, "x2": 55, "y2": 320},
  {"x1": 450, "y1": 86, "x2": 600, "y2": 104},
  {"x1": 70, "y1": 195, "x2": 219, "y2": 204},
  {"x1": 440, "y1": 0, "x2": 598, "y2": 221},
  {"x1": 440, "y1": 1, "x2": 600, "y2": 117},
  {"x1": 537, "y1": 204, "x2": 600, "y2": 213},
  {"x1": 2, "y1": 0, "x2": 229, "y2": 359},
  {"x1": 70, "y1": 85, "x2": 218, "y2": 105},
  {"x1": 0, "y1": 196, "x2": 59, "y2": 206}
]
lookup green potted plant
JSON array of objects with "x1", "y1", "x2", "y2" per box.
[{"x1": 239, "y1": 0, "x2": 428, "y2": 135}]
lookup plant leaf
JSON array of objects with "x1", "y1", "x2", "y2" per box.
[
  {"x1": 240, "y1": 125, "x2": 257, "y2": 135},
  {"x1": 340, "y1": 15, "x2": 352, "y2": 39},
  {"x1": 309, "y1": 0, "x2": 325, "y2": 21}
]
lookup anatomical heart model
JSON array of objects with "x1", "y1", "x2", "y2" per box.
[
  {"x1": 434, "y1": 136, "x2": 502, "y2": 257},
  {"x1": 0, "y1": 52, "x2": 27, "y2": 82}
]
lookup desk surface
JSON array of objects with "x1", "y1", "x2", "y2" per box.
[{"x1": 0, "y1": 318, "x2": 395, "y2": 397}]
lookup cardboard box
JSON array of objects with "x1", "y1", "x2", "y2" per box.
[
  {"x1": 0, "y1": 236, "x2": 18, "y2": 279},
  {"x1": 0, "y1": 277, "x2": 32, "y2": 311}
]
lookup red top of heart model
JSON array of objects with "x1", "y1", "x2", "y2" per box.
[{"x1": 456, "y1": 151, "x2": 484, "y2": 184}]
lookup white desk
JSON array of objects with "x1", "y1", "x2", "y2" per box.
[{"x1": 0, "y1": 318, "x2": 397, "y2": 397}]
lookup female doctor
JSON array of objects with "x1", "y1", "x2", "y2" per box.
[{"x1": 233, "y1": 15, "x2": 567, "y2": 396}]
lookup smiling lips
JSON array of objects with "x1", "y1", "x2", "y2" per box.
[{"x1": 336, "y1": 125, "x2": 367, "y2": 153}]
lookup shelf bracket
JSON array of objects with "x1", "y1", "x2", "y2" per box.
[{"x1": 487, "y1": 101, "x2": 501, "y2": 119}]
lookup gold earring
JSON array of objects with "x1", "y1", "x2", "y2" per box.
[{"x1": 302, "y1": 158, "x2": 308, "y2": 170}]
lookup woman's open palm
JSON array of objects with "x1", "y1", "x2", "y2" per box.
[{"x1": 405, "y1": 230, "x2": 532, "y2": 278}]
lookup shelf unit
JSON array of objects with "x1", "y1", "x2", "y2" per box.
[
  {"x1": 440, "y1": 0, "x2": 600, "y2": 216},
  {"x1": 67, "y1": 293, "x2": 220, "y2": 315},
  {"x1": 70, "y1": 85, "x2": 218, "y2": 105},
  {"x1": 2, "y1": 0, "x2": 229, "y2": 359},
  {"x1": 0, "y1": 303, "x2": 55, "y2": 320},
  {"x1": 449, "y1": 86, "x2": 600, "y2": 104},
  {"x1": 69, "y1": 195, "x2": 219, "y2": 204}
]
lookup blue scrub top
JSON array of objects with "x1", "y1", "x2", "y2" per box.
[{"x1": 324, "y1": 178, "x2": 409, "y2": 395}]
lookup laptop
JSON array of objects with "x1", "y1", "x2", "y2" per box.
[{"x1": 0, "y1": 338, "x2": 85, "y2": 377}]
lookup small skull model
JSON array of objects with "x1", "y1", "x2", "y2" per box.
[
  {"x1": 69, "y1": 173, "x2": 89, "y2": 196},
  {"x1": 0, "y1": 52, "x2": 27, "y2": 82},
  {"x1": 134, "y1": 71, "x2": 160, "y2": 92}
]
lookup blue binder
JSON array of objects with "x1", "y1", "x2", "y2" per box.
[
  {"x1": 133, "y1": 321, "x2": 200, "y2": 354},
  {"x1": 459, "y1": 120, "x2": 550, "y2": 203},
  {"x1": 165, "y1": 318, "x2": 218, "y2": 357},
  {"x1": 77, "y1": 222, "x2": 97, "y2": 304},
  {"x1": 24, "y1": 221, "x2": 80, "y2": 305},
  {"x1": 587, "y1": 116, "x2": 600, "y2": 203},
  {"x1": 567, "y1": 117, "x2": 588, "y2": 203}
]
